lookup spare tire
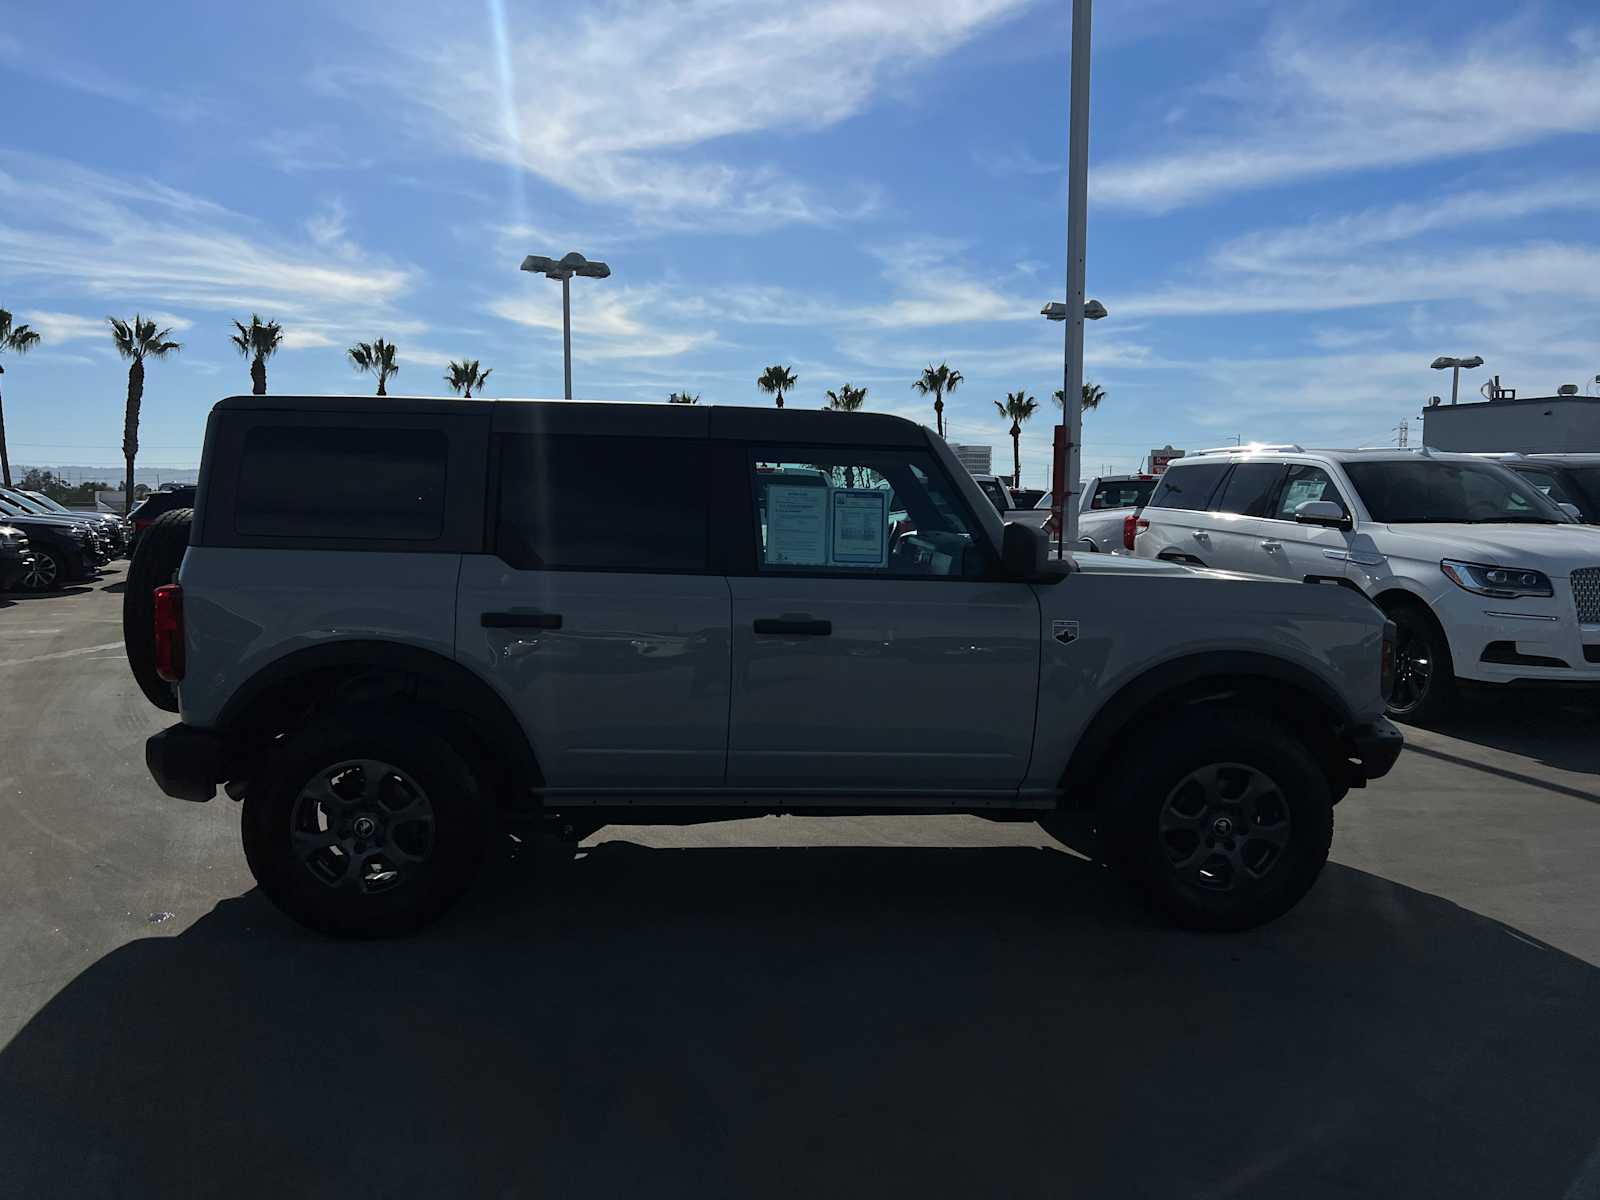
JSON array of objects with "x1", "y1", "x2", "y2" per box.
[{"x1": 123, "y1": 507, "x2": 193, "y2": 712}]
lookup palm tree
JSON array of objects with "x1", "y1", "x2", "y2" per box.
[
  {"x1": 756, "y1": 365, "x2": 797, "y2": 408},
  {"x1": 994, "y1": 390, "x2": 1039, "y2": 489},
  {"x1": 109, "y1": 315, "x2": 182, "y2": 515},
  {"x1": 1053, "y1": 381, "x2": 1106, "y2": 412},
  {"x1": 348, "y1": 338, "x2": 399, "y2": 395},
  {"x1": 0, "y1": 309, "x2": 41, "y2": 487},
  {"x1": 229, "y1": 314, "x2": 284, "y2": 395},
  {"x1": 667, "y1": 391, "x2": 700, "y2": 404},
  {"x1": 912, "y1": 363, "x2": 963, "y2": 439},
  {"x1": 824, "y1": 383, "x2": 868, "y2": 411},
  {"x1": 445, "y1": 359, "x2": 493, "y2": 398}
]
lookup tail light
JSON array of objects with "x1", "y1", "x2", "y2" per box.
[
  {"x1": 154, "y1": 584, "x2": 185, "y2": 682},
  {"x1": 1122, "y1": 514, "x2": 1149, "y2": 551}
]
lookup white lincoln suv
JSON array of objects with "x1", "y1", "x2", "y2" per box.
[{"x1": 1132, "y1": 446, "x2": 1600, "y2": 721}]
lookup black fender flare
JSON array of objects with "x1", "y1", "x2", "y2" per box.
[
  {"x1": 216, "y1": 640, "x2": 541, "y2": 789},
  {"x1": 1060, "y1": 650, "x2": 1355, "y2": 790}
]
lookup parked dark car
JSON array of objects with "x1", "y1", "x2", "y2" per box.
[
  {"x1": 14, "y1": 488, "x2": 130, "y2": 555},
  {"x1": 127, "y1": 486, "x2": 197, "y2": 557},
  {"x1": 0, "y1": 493, "x2": 111, "y2": 568},
  {"x1": 0, "y1": 524, "x2": 35, "y2": 592},
  {"x1": 0, "y1": 509, "x2": 98, "y2": 590}
]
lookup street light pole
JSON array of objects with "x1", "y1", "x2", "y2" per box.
[
  {"x1": 1058, "y1": 0, "x2": 1093, "y2": 557},
  {"x1": 521, "y1": 251, "x2": 612, "y2": 400},
  {"x1": 562, "y1": 275, "x2": 572, "y2": 400}
]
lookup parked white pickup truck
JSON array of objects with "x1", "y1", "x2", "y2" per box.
[{"x1": 1035, "y1": 475, "x2": 1161, "y2": 552}]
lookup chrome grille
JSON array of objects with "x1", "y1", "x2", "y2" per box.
[{"x1": 1573, "y1": 567, "x2": 1600, "y2": 624}]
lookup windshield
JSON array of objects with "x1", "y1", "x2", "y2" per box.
[
  {"x1": 22, "y1": 492, "x2": 72, "y2": 514},
  {"x1": 1089, "y1": 479, "x2": 1157, "y2": 510},
  {"x1": 1344, "y1": 460, "x2": 1570, "y2": 524},
  {"x1": 0, "y1": 490, "x2": 53, "y2": 515}
]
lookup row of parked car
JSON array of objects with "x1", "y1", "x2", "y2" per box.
[
  {"x1": 0, "y1": 484, "x2": 196, "y2": 592},
  {"x1": 976, "y1": 450, "x2": 1600, "y2": 723}
]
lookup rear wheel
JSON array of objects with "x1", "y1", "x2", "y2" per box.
[
  {"x1": 1096, "y1": 709, "x2": 1333, "y2": 931},
  {"x1": 1383, "y1": 600, "x2": 1456, "y2": 724},
  {"x1": 242, "y1": 709, "x2": 493, "y2": 938},
  {"x1": 122, "y1": 508, "x2": 192, "y2": 712}
]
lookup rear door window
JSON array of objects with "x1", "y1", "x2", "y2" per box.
[
  {"x1": 496, "y1": 434, "x2": 708, "y2": 571},
  {"x1": 1209, "y1": 463, "x2": 1285, "y2": 517},
  {"x1": 235, "y1": 426, "x2": 447, "y2": 539},
  {"x1": 1146, "y1": 462, "x2": 1228, "y2": 511}
]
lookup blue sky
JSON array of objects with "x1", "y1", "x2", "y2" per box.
[{"x1": 2, "y1": 0, "x2": 1598, "y2": 486}]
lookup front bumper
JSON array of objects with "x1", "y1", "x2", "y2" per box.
[
  {"x1": 1440, "y1": 580, "x2": 1600, "y2": 685},
  {"x1": 1342, "y1": 718, "x2": 1404, "y2": 784},
  {"x1": 145, "y1": 723, "x2": 226, "y2": 802}
]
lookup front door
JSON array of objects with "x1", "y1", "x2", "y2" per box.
[
  {"x1": 1253, "y1": 463, "x2": 1357, "y2": 583},
  {"x1": 456, "y1": 429, "x2": 730, "y2": 787},
  {"x1": 725, "y1": 443, "x2": 1039, "y2": 792}
]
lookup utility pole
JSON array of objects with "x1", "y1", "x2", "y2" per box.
[
  {"x1": 1055, "y1": 0, "x2": 1093, "y2": 554},
  {"x1": 1395, "y1": 418, "x2": 1409, "y2": 448}
]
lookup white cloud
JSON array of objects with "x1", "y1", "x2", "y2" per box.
[
  {"x1": 486, "y1": 286, "x2": 715, "y2": 361},
  {"x1": 0, "y1": 154, "x2": 418, "y2": 334},
  {"x1": 334, "y1": 0, "x2": 1027, "y2": 227},
  {"x1": 19, "y1": 311, "x2": 106, "y2": 344},
  {"x1": 1093, "y1": 23, "x2": 1600, "y2": 212}
]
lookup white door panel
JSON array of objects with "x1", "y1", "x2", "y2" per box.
[
  {"x1": 727, "y1": 577, "x2": 1039, "y2": 788},
  {"x1": 457, "y1": 556, "x2": 731, "y2": 786}
]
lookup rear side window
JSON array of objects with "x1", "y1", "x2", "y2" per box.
[
  {"x1": 1209, "y1": 463, "x2": 1285, "y2": 517},
  {"x1": 1146, "y1": 462, "x2": 1227, "y2": 511},
  {"x1": 497, "y1": 434, "x2": 707, "y2": 571},
  {"x1": 235, "y1": 427, "x2": 446, "y2": 539}
]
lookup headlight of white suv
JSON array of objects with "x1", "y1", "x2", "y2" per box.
[{"x1": 1440, "y1": 559, "x2": 1553, "y2": 598}]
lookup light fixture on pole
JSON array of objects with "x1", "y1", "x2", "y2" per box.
[
  {"x1": 1429, "y1": 354, "x2": 1483, "y2": 406},
  {"x1": 1041, "y1": 299, "x2": 1107, "y2": 322},
  {"x1": 520, "y1": 250, "x2": 611, "y2": 399}
]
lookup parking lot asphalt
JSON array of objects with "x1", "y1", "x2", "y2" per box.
[{"x1": 2, "y1": 564, "x2": 1598, "y2": 1198}]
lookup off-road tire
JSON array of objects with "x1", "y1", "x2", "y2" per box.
[
  {"x1": 1097, "y1": 708, "x2": 1333, "y2": 931},
  {"x1": 242, "y1": 709, "x2": 493, "y2": 938},
  {"x1": 122, "y1": 508, "x2": 192, "y2": 712}
]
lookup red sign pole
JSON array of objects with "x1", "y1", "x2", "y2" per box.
[{"x1": 1051, "y1": 425, "x2": 1067, "y2": 556}]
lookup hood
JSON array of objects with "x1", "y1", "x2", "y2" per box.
[
  {"x1": 1378, "y1": 523, "x2": 1600, "y2": 576},
  {"x1": 0, "y1": 512, "x2": 92, "y2": 532}
]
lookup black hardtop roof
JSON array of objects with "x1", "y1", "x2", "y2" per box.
[{"x1": 211, "y1": 395, "x2": 929, "y2": 446}]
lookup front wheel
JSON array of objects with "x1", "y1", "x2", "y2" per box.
[
  {"x1": 1097, "y1": 710, "x2": 1333, "y2": 931},
  {"x1": 242, "y1": 710, "x2": 493, "y2": 937},
  {"x1": 1384, "y1": 602, "x2": 1456, "y2": 724},
  {"x1": 20, "y1": 548, "x2": 65, "y2": 592}
]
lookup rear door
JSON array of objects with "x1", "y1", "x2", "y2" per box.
[
  {"x1": 722, "y1": 438, "x2": 1039, "y2": 793},
  {"x1": 455, "y1": 408, "x2": 731, "y2": 788},
  {"x1": 1203, "y1": 462, "x2": 1288, "y2": 574},
  {"x1": 1253, "y1": 463, "x2": 1357, "y2": 582},
  {"x1": 1137, "y1": 460, "x2": 1230, "y2": 565}
]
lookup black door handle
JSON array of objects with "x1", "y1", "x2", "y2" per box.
[
  {"x1": 753, "y1": 618, "x2": 831, "y2": 636},
  {"x1": 482, "y1": 611, "x2": 562, "y2": 629}
]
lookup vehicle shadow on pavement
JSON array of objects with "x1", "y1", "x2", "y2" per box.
[
  {"x1": 1, "y1": 843, "x2": 1596, "y2": 1199},
  {"x1": 0, "y1": 585, "x2": 94, "y2": 602},
  {"x1": 1421, "y1": 691, "x2": 1600, "y2": 789}
]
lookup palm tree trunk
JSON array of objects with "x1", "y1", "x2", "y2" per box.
[
  {"x1": 1011, "y1": 422, "x2": 1022, "y2": 490},
  {"x1": 0, "y1": 379, "x2": 11, "y2": 488},
  {"x1": 251, "y1": 355, "x2": 267, "y2": 395},
  {"x1": 376, "y1": 374, "x2": 386, "y2": 397},
  {"x1": 123, "y1": 358, "x2": 143, "y2": 516},
  {"x1": 776, "y1": 391, "x2": 784, "y2": 408},
  {"x1": 934, "y1": 395, "x2": 944, "y2": 439}
]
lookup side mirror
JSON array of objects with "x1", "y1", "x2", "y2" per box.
[
  {"x1": 1558, "y1": 501, "x2": 1583, "y2": 521},
  {"x1": 1001, "y1": 520, "x2": 1046, "y2": 579},
  {"x1": 1295, "y1": 500, "x2": 1351, "y2": 529}
]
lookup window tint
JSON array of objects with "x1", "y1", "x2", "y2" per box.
[
  {"x1": 750, "y1": 449, "x2": 983, "y2": 577},
  {"x1": 236, "y1": 427, "x2": 446, "y2": 539},
  {"x1": 1090, "y1": 478, "x2": 1156, "y2": 510},
  {"x1": 1271, "y1": 464, "x2": 1348, "y2": 521},
  {"x1": 498, "y1": 435, "x2": 707, "y2": 570},
  {"x1": 1344, "y1": 460, "x2": 1566, "y2": 524},
  {"x1": 1511, "y1": 466, "x2": 1585, "y2": 516},
  {"x1": 976, "y1": 478, "x2": 1010, "y2": 513},
  {"x1": 1147, "y1": 462, "x2": 1228, "y2": 511},
  {"x1": 1209, "y1": 463, "x2": 1283, "y2": 517}
]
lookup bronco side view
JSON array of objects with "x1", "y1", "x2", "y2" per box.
[{"x1": 132, "y1": 396, "x2": 1401, "y2": 937}]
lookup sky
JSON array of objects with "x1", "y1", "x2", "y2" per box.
[{"x1": 1, "y1": 0, "x2": 1598, "y2": 487}]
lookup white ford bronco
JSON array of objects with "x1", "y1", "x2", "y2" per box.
[{"x1": 132, "y1": 396, "x2": 1401, "y2": 936}]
